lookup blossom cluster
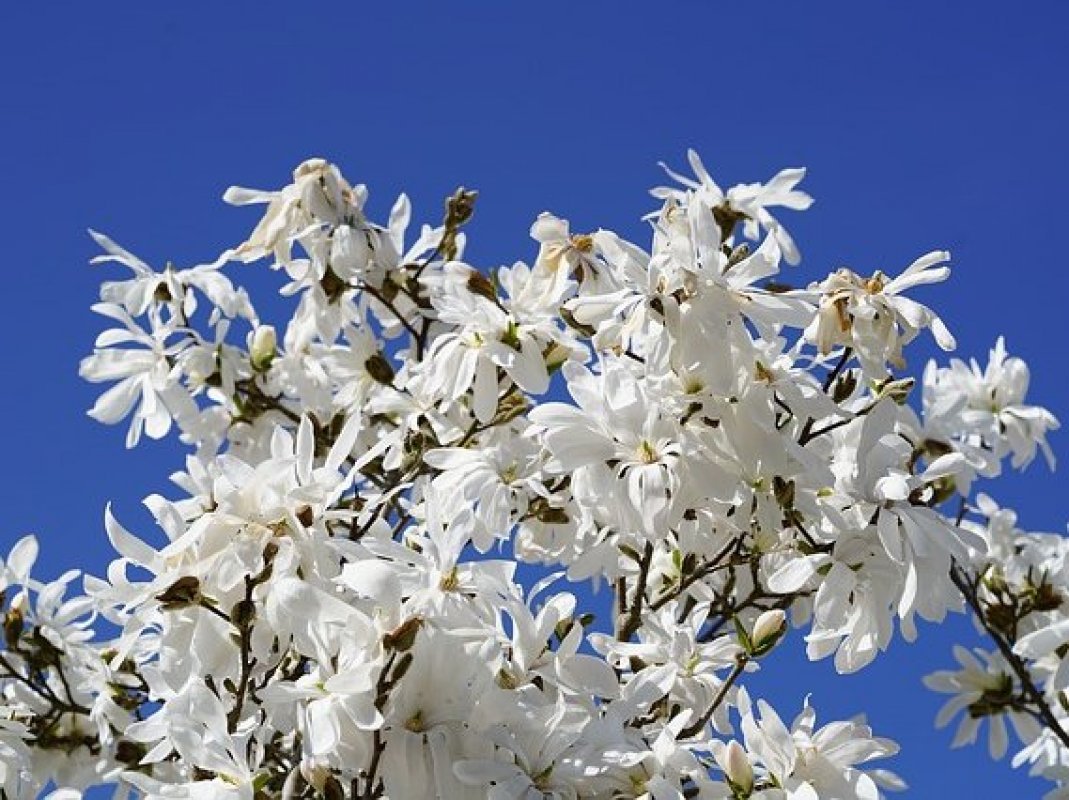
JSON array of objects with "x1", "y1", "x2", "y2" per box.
[{"x1": 1, "y1": 152, "x2": 1064, "y2": 798}]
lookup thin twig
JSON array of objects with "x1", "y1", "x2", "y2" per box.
[{"x1": 679, "y1": 655, "x2": 748, "y2": 740}]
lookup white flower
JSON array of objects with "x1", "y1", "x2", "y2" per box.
[
  {"x1": 379, "y1": 629, "x2": 497, "y2": 800},
  {"x1": 924, "y1": 646, "x2": 1039, "y2": 760},
  {"x1": 835, "y1": 400, "x2": 983, "y2": 586},
  {"x1": 0, "y1": 711, "x2": 34, "y2": 799},
  {"x1": 591, "y1": 601, "x2": 742, "y2": 723},
  {"x1": 924, "y1": 337, "x2": 1060, "y2": 470},
  {"x1": 806, "y1": 251, "x2": 956, "y2": 378},
  {"x1": 425, "y1": 262, "x2": 554, "y2": 422},
  {"x1": 530, "y1": 212, "x2": 606, "y2": 295},
  {"x1": 654, "y1": 149, "x2": 813, "y2": 265},
  {"x1": 734, "y1": 689, "x2": 903, "y2": 798},
  {"x1": 79, "y1": 303, "x2": 196, "y2": 448},
  {"x1": 423, "y1": 426, "x2": 546, "y2": 549},
  {"x1": 16, "y1": 151, "x2": 1068, "y2": 799},
  {"x1": 223, "y1": 158, "x2": 360, "y2": 268},
  {"x1": 453, "y1": 696, "x2": 589, "y2": 799},
  {"x1": 530, "y1": 358, "x2": 682, "y2": 536}
]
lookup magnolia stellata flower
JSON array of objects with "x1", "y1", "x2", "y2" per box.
[{"x1": 5, "y1": 152, "x2": 1067, "y2": 800}]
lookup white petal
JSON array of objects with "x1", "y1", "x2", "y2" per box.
[
  {"x1": 1015, "y1": 619, "x2": 1069, "y2": 659},
  {"x1": 767, "y1": 555, "x2": 821, "y2": 593},
  {"x1": 6, "y1": 536, "x2": 38, "y2": 582},
  {"x1": 104, "y1": 504, "x2": 157, "y2": 567}
]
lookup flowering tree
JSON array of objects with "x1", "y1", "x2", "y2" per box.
[{"x1": 2, "y1": 152, "x2": 1065, "y2": 799}]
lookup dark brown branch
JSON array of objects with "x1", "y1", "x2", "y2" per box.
[
  {"x1": 950, "y1": 561, "x2": 1069, "y2": 751},
  {"x1": 649, "y1": 535, "x2": 743, "y2": 613},
  {"x1": 679, "y1": 654, "x2": 748, "y2": 739},
  {"x1": 617, "y1": 542, "x2": 655, "y2": 641},
  {"x1": 226, "y1": 577, "x2": 258, "y2": 733},
  {"x1": 797, "y1": 347, "x2": 852, "y2": 445}
]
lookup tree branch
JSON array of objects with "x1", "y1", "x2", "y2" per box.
[{"x1": 950, "y1": 561, "x2": 1069, "y2": 751}]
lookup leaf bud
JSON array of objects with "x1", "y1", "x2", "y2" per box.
[
  {"x1": 319, "y1": 268, "x2": 347, "y2": 303},
  {"x1": 874, "y1": 376, "x2": 915, "y2": 404},
  {"x1": 153, "y1": 280, "x2": 173, "y2": 304},
  {"x1": 231, "y1": 598, "x2": 257, "y2": 630},
  {"x1": 114, "y1": 739, "x2": 146, "y2": 765},
  {"x1": 466, "y1": 269, "x2": 498, "y2": 304},
  {"x1": 365, "y1": 352, "x2": 396, "y2": 386},
  {"x1": 156, "y1": 576, "x2": 202, "y2": 610},
  {"x1": 536, "y1": 505, "x2": 569, "y2": 525},
  {"x1": 712, "y1": 203, "x2": 747, "y2": 241},
  {"x1": 1033, "y1": 583, "x2": 1063, "y2": 613}
]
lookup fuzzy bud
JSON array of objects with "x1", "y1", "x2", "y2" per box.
[
  {"x1": 365, "y1": 352, "x2": 396, "y2": 386},
  {"x1": 384, "y1": 616, "x2": 423, "y2": 652},
  {"x1": 156, "y1": 576, "x2": 202, "y2": 611}
]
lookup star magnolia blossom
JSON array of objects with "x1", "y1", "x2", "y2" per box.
[{"x1": 3, "y1": 153, "x2": 1066, "y2": 800}]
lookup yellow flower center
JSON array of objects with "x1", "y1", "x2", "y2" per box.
[
  {"x1": 637, "y1": 440, "x2": 659, "y2": 464},
  {"x1": 570, "y1": 234, "x2": 594, "y2": 253},
  {"x1": 404, "y1": 710, "x2": 425, "y2": 733},
  {"x1": 864, "y1": 272, "x2": 887, "y2": 294}
]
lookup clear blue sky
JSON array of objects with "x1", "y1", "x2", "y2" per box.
[{"x1": 2, "y1": 2, "x2": 1067, "y2": 796}]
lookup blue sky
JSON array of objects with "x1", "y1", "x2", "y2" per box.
[{"x1": 2, "y1": 2, "x2": 1067, "y2": 796}]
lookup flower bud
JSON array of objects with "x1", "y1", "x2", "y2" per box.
[
  {"x1": 383, "y1": 616, "x2": 423, "y2": 652},
  {"x1": 231, "y1": 598, "x2": 257, "y2": 630},
  {"x1": 721, "y1": 740, "x2": 753, "y2": 796},
  {"x1": 249, "y1": 325, "x2": 277, "y2": 372},
  {"x1": 466, "y1": 269, "x2": 498, "y2": 303},
  {"x1": 446, "y1": 187, "x2": 478, "y2": 227},
  {"x1": 365, "y1": 352, "x2": 396, "y2": 386},
  {"x1": 749, "y1": 609, "x2": 787, "y2": 656}
]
